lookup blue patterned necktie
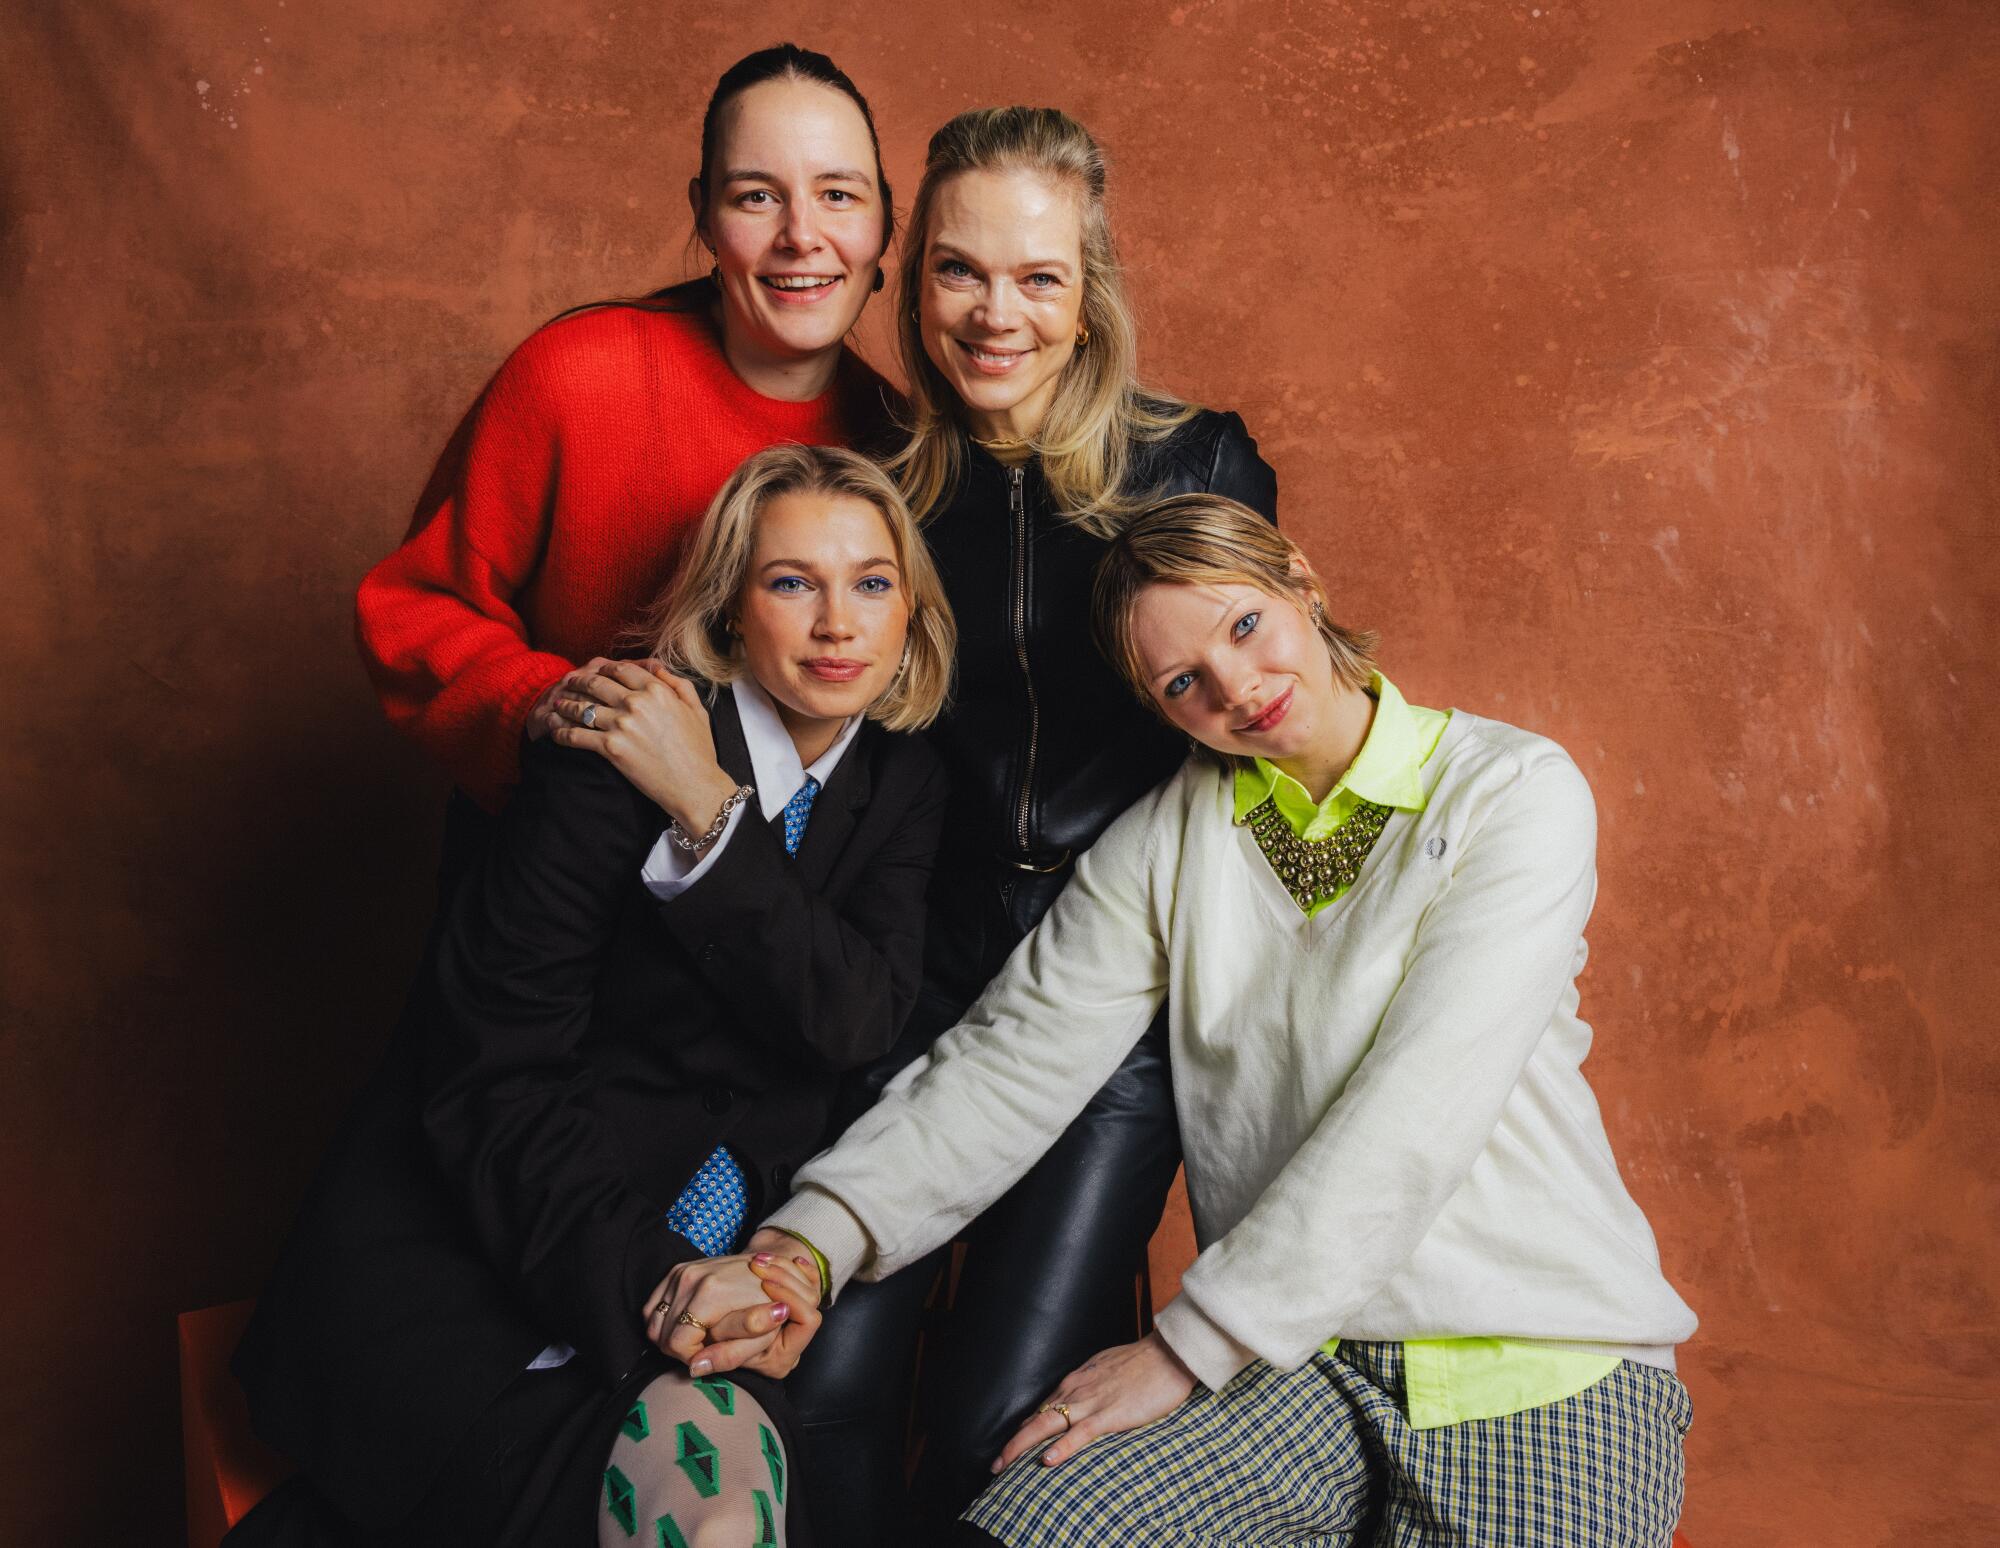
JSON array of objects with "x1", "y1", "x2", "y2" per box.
[
  {"x1": 781, "y1": 774, "x2": 820, "y2": 856},
  {"x1": 665, "y1": 775, "x2": 822, "y2": 1256}
]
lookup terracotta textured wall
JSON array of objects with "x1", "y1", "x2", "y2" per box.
[{"x1": 4, "y1": 2, "x2": 1994, "y2": 1540}]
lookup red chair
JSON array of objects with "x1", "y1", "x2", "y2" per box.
[{"x1": 179, "y1": 1300, "x2": 294, "y2": 1548}]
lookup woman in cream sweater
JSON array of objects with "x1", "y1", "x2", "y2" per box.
[{"x1": 665, "y1": 493, "x2": 1698, "y2": 1547}]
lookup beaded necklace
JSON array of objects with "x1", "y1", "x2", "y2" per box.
[{"x1": 1238, "y1": 795, "x2": 1393, "y2": 913}]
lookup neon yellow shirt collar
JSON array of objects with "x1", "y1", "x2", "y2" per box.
[{"x1": 1233, "y1": 674, "x2": 1434, "y2": 837}]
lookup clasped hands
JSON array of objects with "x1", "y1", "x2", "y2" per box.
[
  {"x1": 641, "y1": 1228, "x2": 1199, "y2": 1473},
  {"x1": 642, "y1": 1228, "x2": 825, "y2": 1381}
]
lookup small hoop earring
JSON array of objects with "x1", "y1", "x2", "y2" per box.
[{"x1": 1075, "y1": 321, "x2": 1091, "y2": 347}]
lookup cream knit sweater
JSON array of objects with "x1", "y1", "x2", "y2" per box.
[{"x1": 769, "y1": 712, "x2": 1698, "y2": 1395}]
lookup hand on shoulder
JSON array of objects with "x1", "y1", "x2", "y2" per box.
[{"x1": 548, "y1": 661, "x2": 741, "y2": 836}]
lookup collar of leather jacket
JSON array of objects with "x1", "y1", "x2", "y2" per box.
[{"x1": 941, "y1": 406, "x2": 1249, "y2": 514}]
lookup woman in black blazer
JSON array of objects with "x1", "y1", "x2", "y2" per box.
[{"x1": 230, "y1": 445, "x2": 956, "y2": 1548}]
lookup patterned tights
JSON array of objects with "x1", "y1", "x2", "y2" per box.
[{"x1": 597, "y1": 1371, "x2": 790, "y2": 1548}]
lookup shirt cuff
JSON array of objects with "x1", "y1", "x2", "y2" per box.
[
  {"x1": 639, "y1": 802, "x2": 748, "y2": 900},
  {"x1": 761, "y1": 1187, "x2": 874, "y2": 1302},
  {"x1": 1153, "y1": 1293, "x2": 1261, "y2": 1395}
]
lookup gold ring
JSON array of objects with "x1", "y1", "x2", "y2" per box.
[
  {"x1": 1052, "y1": 1402, "x2": 1072, "y2": 1429},
  {"x1": 677, "y1": 1310, "x2": 709, "y2": 1332}
]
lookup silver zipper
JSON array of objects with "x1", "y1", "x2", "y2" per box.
[{"x1": 1009, "y1": 464, "x2": 1040, "y2": 855}]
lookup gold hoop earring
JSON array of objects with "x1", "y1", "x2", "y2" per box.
[{"x1": 1075, "y1": 321, "x2": 1091, "y2": 347}]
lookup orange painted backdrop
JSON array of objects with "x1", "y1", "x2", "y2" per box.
[{"x1": 3, "y1": 2, "x2": 1994, "y2": 1541}]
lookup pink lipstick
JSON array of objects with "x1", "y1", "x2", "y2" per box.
[
  {"x1": 1237, "y1": 686, "x2": 1294, "y2": 735},
  {"x1": 804, "y1": 658, "x2": 867, "y2": 682}
]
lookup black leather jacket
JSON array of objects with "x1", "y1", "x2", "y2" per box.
[{"x1": 920, "y1": 408, "x2": 1279, "y2": 1002}]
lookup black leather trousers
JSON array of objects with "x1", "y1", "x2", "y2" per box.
[{"x1": 787, "y1": 967, "x2": 1182, "y2": 1545}]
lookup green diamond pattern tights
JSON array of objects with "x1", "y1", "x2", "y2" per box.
[{"x1": 598, "y1": 1372, "x2": 788, "y2": 1548}]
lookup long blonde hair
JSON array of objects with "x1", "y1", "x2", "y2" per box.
[
  {"x1": 886, "y1": 107, "x2": 1197, "y2": 538},
  {"x1": 641, "y1": 445, "x2": 955, "y2": 731},
  {"x1": 1093, "y1": 493, "x2": 1378, "y2": 757}
]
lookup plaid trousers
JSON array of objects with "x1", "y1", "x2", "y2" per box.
[{"x1": 963, "y1": 1340, "x2": 1691, "y2": 1547}]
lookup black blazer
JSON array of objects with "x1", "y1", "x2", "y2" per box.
[{"x1": 235, "y1": 695, "x2": 947, "y2": 1528}]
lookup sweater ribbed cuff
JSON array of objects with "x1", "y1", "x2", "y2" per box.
[
  {"x1": 761, "y1": 1187, "x2": 873, "y2": 1302},
  {"x1": 454, "y1": 652, "x2": 575, "y2": 810},
  {"x1": 1153, "y1": 1294, "x2": 1261, "y2": 1395},
  {"x1": 502, "y1": 653, "x2": 575, "y2": 740}
]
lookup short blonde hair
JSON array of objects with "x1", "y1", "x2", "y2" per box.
[
  {"x1": 641, "y1": 445, "x2": 955, "y2": 731},
  {"x1": 1093, "y1": 493, "x2": 1378, "y2": 720},
  {"x1": 886, "y1": 107, "x2": 1197, "y2": 537}
]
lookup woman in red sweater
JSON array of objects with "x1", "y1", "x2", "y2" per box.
[{"x1": 355, "y1": 42, "x2": 899, "y2": 813}]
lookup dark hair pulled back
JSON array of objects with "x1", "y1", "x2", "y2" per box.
[{"x1": 694, "y1": 42, "x2": 895, "y2": 249}]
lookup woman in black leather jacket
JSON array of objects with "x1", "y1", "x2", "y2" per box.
[{"x1": 777, "y1": 106, "x2": 1278, "y2": 1543}]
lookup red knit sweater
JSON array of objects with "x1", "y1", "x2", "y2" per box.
[{"x1": 355, "y1": 299, "x2": 898, "y2": 808}]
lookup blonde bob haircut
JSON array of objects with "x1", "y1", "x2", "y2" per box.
[
  {"x1": 641, "y1": 444, "x2": 955, "y2": 731},
  {"x1": 1093, "y1": 493, "x2": 1379, "y2": 741},
  {"x1": 886, "y1": 106, "x2": 1197, "y2": 538}
]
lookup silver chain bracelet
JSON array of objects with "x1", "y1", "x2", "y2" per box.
[{"x1": 668, "y1": 784, "x2": 755, "y2": 854}]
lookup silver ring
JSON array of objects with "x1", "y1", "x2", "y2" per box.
[{"x1": 581, "y1": 704, "x2": 598, "y2": 729}]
